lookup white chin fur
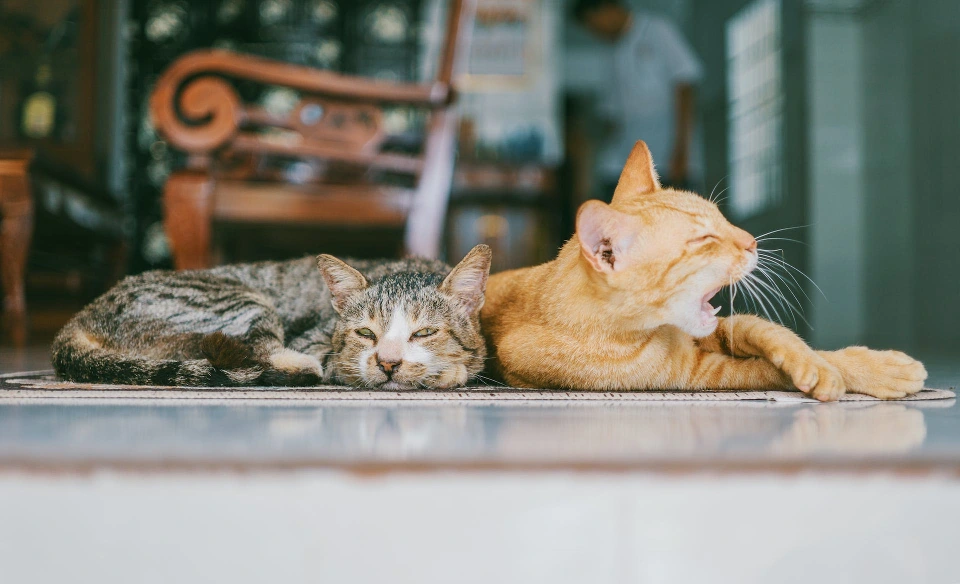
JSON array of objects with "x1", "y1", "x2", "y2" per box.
[
  {"x1": 679, "y1": 319, "x2": 719, "y2": 338},
  {"x1": 675, "y1": 308, "x2": 720, "y2": 338},
  {"x1": 666, "y1": 297, "x2": 721, "y2": 338},
  {"x1": 379, "y1": 381, "x2": 411, "y2": 390}
]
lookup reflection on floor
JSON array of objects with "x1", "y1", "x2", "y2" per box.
[
  {"x1": 1, "y1": 343, "x2": 958, "y2": 584},
  {"x1": 0, "y1": 344, "x2": 957, "y2": 469}
]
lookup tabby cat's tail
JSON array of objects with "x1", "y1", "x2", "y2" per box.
[{"x1": 51, "y1": 326, "x2": 264, "y2": 387}]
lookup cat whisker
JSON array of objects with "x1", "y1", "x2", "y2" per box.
[
  {"x1": 739, "y1": 275, "x2": 781, "y2": 325},
  {"x1": 734, "y1": 276, "x2": 762, "y2": 319},
  {"x1": 757, "y1": 266, "x2": 810, "y2": 327},
  {"x1": 472, "y1": 373, "x2": 506, "y2": 387},
  {"x1": 757, "y1": 251, "x2": 827, "y2": 299},
  {"x1": 751, "y1": 267, "x2": 810, "y2": 328},
  {"x1": 757, "y1": 237, "x2": 808, "y2": 247},
  {"x1": 757, "y1": 259, "x2": 813, "y2": 310},
  {"x1": 706, "y1": 176, "x2": 728, "y2": 203},
  {"x1": 337, "y1": 374, "x2": 362, "y2": 390},
  {"x1": 728, "y1": 276, "x2": 737, "y2": 356},
  {"x1": 745, "y1": 281, "x2": 761, "y2": 315},
  {"x1": 740, "y1": 280, "x2": 766, "y2": 321},
  {"x1": 756, "y1": 253, "x2": 809, "y2": 300},
  {"x1": 755, "y1": 283, "x2": 789, "y2": 327},
  {"x1": 753, "y1": 225, "x2": 810, "y2": 241},
  {"x1": 752, "y1": 250, "x2": 823, "y2": 326},
  {"x1": 709, "y1": 186, "x2": 729, "y2": 206},
  {"x1": 745, "y1": 273, "x2": 791, "y2": 326},
  {"x1": 755, "y1": 269, "x2": 803, "y2": 321},
  {"x1": 757, "y1": 256, "x2": 814, "y2": 304},
  {"x1": 734, "y1": 276, "x2": 759, "y2": 316}
]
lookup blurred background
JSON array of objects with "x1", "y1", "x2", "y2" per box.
[
  {"x1": 3, "y1": 3, "x2": 960, "y2": 580},
  {"x1": 1, "y1": 0, "x2": 958, "y2": 356}
]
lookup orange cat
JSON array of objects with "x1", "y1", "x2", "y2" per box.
[{"x1": 481, "y1": 141, "x2": 927, "y2": 401}]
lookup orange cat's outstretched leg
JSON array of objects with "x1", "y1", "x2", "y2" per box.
[
  {"x1": 493, "y1": 324, "x2": 799, "y2": 395},
  {"x1": 698, "y1": 314, "x2": 926, "y2": 400},
  {"x1": 681, "y1": 348, "x2": 796, "y2": 392},
  {"x1": 819, "y1": 347, "x2": 927, "y2": 400},
  {"x1": 697, "y1": 314, "x2": 846, "y2": 401}
]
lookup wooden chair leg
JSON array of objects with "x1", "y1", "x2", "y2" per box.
[
  {"x1": 0, "y1": 166, "x2": 34, "y2": 347},
  {"x1": 163, "y1": 170, "x2": 215, "y2": 270},
  {"x1": 405, "y1": 110, "x2": 458, "y2": 259}
]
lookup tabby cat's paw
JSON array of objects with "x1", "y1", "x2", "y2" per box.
[
  {"x1": 823, "y1": 347, "x2": 927, "y2": 400},
  {"x1": 266, "y1": 349, "x2": 323, "y2": 386},
  {"x1": 771, "y1": 350, "x2": 846, "y2": 402},
  {"x1": 431, "y1": 364, "x2": 469, "y2": 389}
]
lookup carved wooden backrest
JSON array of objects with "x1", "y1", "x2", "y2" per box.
[{"x1": 150, "y1": 0, "x2": 473, "y2": 180}]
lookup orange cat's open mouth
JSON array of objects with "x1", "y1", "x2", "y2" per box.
[{"x1": 700, "y1": 288, "x2": 722, "y2": 326}]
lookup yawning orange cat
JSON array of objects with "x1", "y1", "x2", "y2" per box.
[{"x1": 481, "y1": 141, "x2": 927, "y2": 401}]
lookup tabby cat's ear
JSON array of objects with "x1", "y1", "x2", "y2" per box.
[
  {"x1": 316, "y1": 255, "x2": 368, "y2": 314},
  {"x1": 576, "y1": 200, "x2": 635, "y2": 274},
  {"x1": 441, "y1": 244, "x2": 492, "y2": 316},
  {"x1": 611, "y1": 140, "x2": 661, "y2": 206}
]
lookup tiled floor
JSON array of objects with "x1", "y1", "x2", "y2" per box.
[
  {"x1": 2, "y1": 345, "x2": 959, "y2": 584},
  {"x1": 0, "y1": 344, "x2": 957, "y2": 471}
]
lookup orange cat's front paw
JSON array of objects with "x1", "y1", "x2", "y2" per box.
[
  {"x1": 771, "y1": 350, "x2": 846, "y2": 402},
  {"x1": 821, "y1": 347, "x2": 927, "y2": 400}
]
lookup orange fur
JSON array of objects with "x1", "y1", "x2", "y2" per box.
[{"x1": 481, "y1": 141, "x2": 927, "y2": 401}]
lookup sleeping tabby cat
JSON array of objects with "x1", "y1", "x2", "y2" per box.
[
  {"x1": 481, "y1": 141, "x2": 927, "y2": 401},
  {"x1": 52, "y1": 245, "x2": 491, "y2": 389}
]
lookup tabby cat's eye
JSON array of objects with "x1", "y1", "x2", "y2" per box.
[
  {"x1": 411, "y1": 327, "x2": 437, "y2": 339},
  {"x1": 356, "y1": 328, "x2": 377, "y2": 340}
]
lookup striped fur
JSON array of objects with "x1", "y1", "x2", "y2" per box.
[
  {"x1": 52, "y1": 247, "x2": 491, "y2": 389},
  {"x1": 321, "y1": 245, "x2": 491, "y2": 390},
  {"x1": 481, "y1": 141, "x2": 927, "y2": 401}
]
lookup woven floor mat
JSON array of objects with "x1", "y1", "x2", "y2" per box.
[{"x1": 0, "y1": 371, "x2": 953, "y2": 404}]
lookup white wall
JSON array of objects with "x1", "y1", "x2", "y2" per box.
[
  {"x1": 2, "y1": 470, "x2": 960, "y2": 584},
  {"x1": 909, "y1": 0, "x2": 960, "y2": 351},
  {"x1": 806, "y1": 14, "x2": 866, "y2": 349},
  {"x1": 805, "y1": 0, "x2": 960, "y2": 351},
  {"x1": 861, "y1": 0, "x2": 915, "y2": 349}
]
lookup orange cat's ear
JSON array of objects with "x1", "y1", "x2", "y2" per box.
[
  {"x1": 611, "y1": 140, "x2": 661, "y2": 205},
  {"x1": 576, "y1": 200, "x2": 635, "y2": 274}
]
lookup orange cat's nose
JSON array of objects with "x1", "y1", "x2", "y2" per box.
[{"x1": 733, "y1": 228, "x2": 757, "y2": 252}]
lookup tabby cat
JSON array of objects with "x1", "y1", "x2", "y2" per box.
[
  {"x1": 52, "y1": 245, "x2": 491, "y2": 389},
  {"x1": 481, "y1": 141, "x2": 927, "y2": 401}
]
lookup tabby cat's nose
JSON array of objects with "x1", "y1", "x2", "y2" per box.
[{"x1": 377, "y1": 358, "x2": 402, "y2": 375}]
